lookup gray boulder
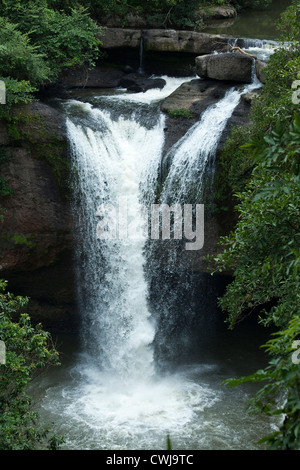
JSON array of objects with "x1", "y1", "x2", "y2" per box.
[
  {"x1": 119, "y1": 75, "x2": 166, "y2": 93},
  {"x1": 256, "y1": 59, "x2": 268, "y2": 84},
  {"x1": 195, "y1": 52, "x2": 253, "y2": 83}
]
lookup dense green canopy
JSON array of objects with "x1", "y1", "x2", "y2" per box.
[{"x1": 211, "y1": 0, "x2": 300, "y2": 449}]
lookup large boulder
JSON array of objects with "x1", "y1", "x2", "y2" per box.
[
  {"x1": 143, "y1": 29, "x2": 229, "y2": 54},
  {"x1": 256, "y1": 59, "x2": 268, "y2": 84},
  {"x1": 161, "y1": 78, "x2": 232, "y2": 116},
  {"x1": 195, "y1": 52, "x2": 253, "y2": 83}
]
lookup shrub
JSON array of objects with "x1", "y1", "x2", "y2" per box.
[{"x1": 0, "y1": 280, "x2": 62, "y2": 450}]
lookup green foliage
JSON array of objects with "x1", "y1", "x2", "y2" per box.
[
  {"x1": 210, "y1": 2, "x2": 300, "y2": 450},
  {"x1": 229, "y1": 0, "x2": 272, "y2": 10},
  {"x1": 217, "y1": 0, "x2": 300, "y2": 201},
  {"x1": 0, "y1": 280, "x2": 62, "y2": 450},
  {"x1": 79, "y1": 0, "x2": 205, "y2": 29},
  {"x1": 0, "y1": 148, "x2": 13, "y2": 198},
  {"x1": 0, "y1": 16, "x2": 45, "y2": 116},
  {"x1": 167, "y1": 108, "x2": 195, "y2": 119},
  {"x1": 0, "y1": 1, "x2": 102, "y2": 112},
  {"x1": 251, "y1": 50, "x2": 300, "y2": 135},
  {"x1": 47, "y1": 0, "x2": 270, "y2": 29},
  {"x1": 0, "y1": 17, "x2": 50, "y2": 86},
  {"x1": 0, "y1": 1, "x2": 102, "y2": 79},
  {"x1": 0, "y1": 78, "x2": 37, "y2": 108},
  {"x1": 212, "y1": 114, "x2": 300, "y2": 330},
  {"x1": 223, "y1": 316, "x2": 300, "y2": 450}
]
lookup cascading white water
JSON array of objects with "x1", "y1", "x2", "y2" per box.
[
  {"x1": 66, "y1": 77, "x2": 190, "y2": 384},
  {"x1": 162, "y1": 65, "x2": 262, "y2": 205},
  {"x1": 67, "y1": 104, "x2": 165, "y2": 382},
  {"x1": 161, "y1": 88, "x2": 246, "y2": 204},
  {"x1": 47, "y1": 78, "x2": 225, "y2": 448},
  {"x1": 33, "y1": 73, "x2": 274, "y2": 450},
  {"x1": 228, "y1": 37, "x2": 280, "y2": 61},
  {"x1": 147, "y1": 72, "x2": 263, "y2": 368},
  {"x1": 68, "y1": 79, "x2": 260, "y2": 379}
]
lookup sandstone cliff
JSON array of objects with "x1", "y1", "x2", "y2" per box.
[{"x1": 0, "y1": 102, "x2": 76, "y2": 330}]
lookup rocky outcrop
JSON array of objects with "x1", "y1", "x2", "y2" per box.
[
  {"x1": 101, "y1": 28, "x2": 230, "y2": 54},
  {"x1": 57, "y1": 64, "x2": 128, "y2": 90},
  {"x1": 256, "y1": 59, "x2": 268, "y2": 84},
  {"x1": 158, "y1": 73, "x2": 259, "y2": 273},
  {"x1": 161, "y1": 78, "x2": 232, "y2": 115},
  {"x1": 0, "y1": 102, "x2": 76, "y2": 329},
  {"x1": 161, "y1": 78, "x2": 236, "y2": 160},
  {"x1": 143, "y1": 29, "x2": 229, "y2": 54},
  {"x1": 195, "y1": 52, "x2": 253, "y2": 83},
  {"x1": 119, "y1": 74, "x2": 166, "y2": 92}
]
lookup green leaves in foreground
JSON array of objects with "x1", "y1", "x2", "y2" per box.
[
  {"x1": 212, "y1": 114, "x2": 300, "y2": 330},
  {"x1": 223, "y1": 316, "x2": 300, "y2": 450},
  {"x1": 0, "y1": 280, "x2": 62, "y2": 450},
  {"x1": 0, "y1": 2, "x2": 103, "y2": 115},
  {"x1": 212, "y1": 113, "x2": 300, "y2": 450}
]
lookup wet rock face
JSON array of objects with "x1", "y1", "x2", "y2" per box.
[
  {"x1": 195, "y1": 52, "x2": 253, "y2": 83},
  {"x1": 0, "y1": 150, "x2": 71, "y2": 272},
  {"x1": 0, "y1": 101, "x2": 76, "y2": 329}
]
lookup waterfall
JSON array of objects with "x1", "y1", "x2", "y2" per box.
[
  {"x1": 39, "y1": 73, "x2": 268, "y2": 449},
  {"x1": 161, "y1": 88, "x2": 246, "y2": 204},
  {"x1": 66, "y1": 72, "x2": 261, "y2": 380},
  {"x1": 67, "y1": 102, "x2": 166, "y2": 382},
  {"x1": 65, "y1": 77, "x2": 189, "y2": 384},
  {"x1": 138, "y1": 34, "x2": 144, "y2": 74},
  {"x1": 147, "y1": 74, "x2": 262, "y2": 368},
  {"x1": 228, "y1": 37, "x2": 278, "y2": 49}
]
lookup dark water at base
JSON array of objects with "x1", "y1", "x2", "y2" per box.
[{"x1": 30, "y1": 272, "x2": 277, "y2": 451}]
